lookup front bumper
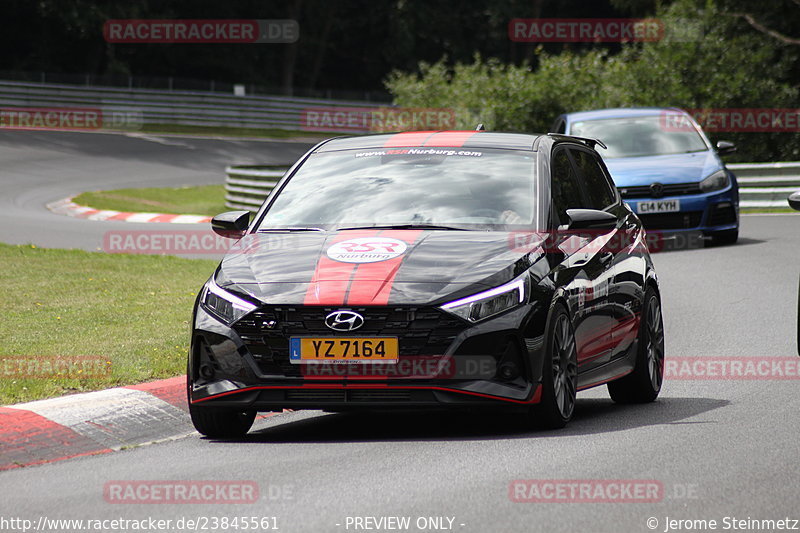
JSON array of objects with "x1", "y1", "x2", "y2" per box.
[
  {"x1": 625, "y1": 187, "x2": 739, "y2": 233},
  {"x1": 188, "y1": 302, "x2": 547, "y2": 411}
]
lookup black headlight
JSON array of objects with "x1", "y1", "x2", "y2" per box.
[
  {"x1": 699, "y1": 170, "x2": 730, "y2": 193},
  {"x1": 440, "y1": 273, "x2": 529, "y2": 323},
  {"x1": 200, "y1": 276, "x2": 258, "y2": 326}
]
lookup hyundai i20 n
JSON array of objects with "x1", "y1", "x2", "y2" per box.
[{"x1": 188, "y1": 131, "x2": 665, "y2": 437}]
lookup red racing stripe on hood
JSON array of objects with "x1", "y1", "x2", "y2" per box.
[
  {"x1": 423, "y1": 131, "x2": 477, "y2": 147},
  {"x1": 304, "y1": 230, "x2": 378, "y2": 305},
  {"x1": 345, "y1": 230, "x2": 423, "y2": 306}
]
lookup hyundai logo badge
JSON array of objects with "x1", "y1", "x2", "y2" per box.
[{"x1": 324, "y1": 310, "x2": 365, "y2": 332}]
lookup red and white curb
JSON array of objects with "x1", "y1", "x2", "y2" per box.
[
  {"x1": 0, "y1": 377, "x2": 285, "y2": 471},
  {"x1": 0, "y1": 377, "x2": 191, "y2": 471},
  {"x1": 46, "y1": 197, "x2": 212, "y2": 224}
]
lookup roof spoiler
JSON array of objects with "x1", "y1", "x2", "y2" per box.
[{"x1": 546, "y1": 133, "x2": 607, "y2": 150}]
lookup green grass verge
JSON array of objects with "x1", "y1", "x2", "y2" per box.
[
  {"x1": 741, "y1": 207, "x2": 797, "y2": 214},
  {"x1": 73, "y1": 184, "x2": 227, "y2": 217},
  {"x1": 0, "y1": 243, "x2": 217, "y2": 405}
]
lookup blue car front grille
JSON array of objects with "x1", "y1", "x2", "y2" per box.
[{"x1": 619, "y1": 183, "x2": 702, "y2": 199}]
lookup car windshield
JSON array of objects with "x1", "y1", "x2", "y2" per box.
[
  {"x1": 571, "y1": 115, "x2": 708, "y2": 158},
  {"x1": 256, "y1": 147, "x2": 539, "y2": 230}
]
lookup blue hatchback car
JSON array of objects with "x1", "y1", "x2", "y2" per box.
[{"x1": 552, "y1": 108, "x2": 739, "y2": 245}]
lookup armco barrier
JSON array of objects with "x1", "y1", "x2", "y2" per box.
[
  {"x1": 729, "y1": 162, "x2": 800, "y2": 208},
  {"x1": 225, "y1": 162, "x2": 800, "y2": 214},
  {"x1": 0, "y1": 80, "x2": 383, "y2": 131},
  {"x1": 225, "y1": 165, "x2": 287, "y2": 211}
]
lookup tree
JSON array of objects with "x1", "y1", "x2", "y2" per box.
[{"x1": 386, "y1": 0, "x2": 800, "y2": 161}]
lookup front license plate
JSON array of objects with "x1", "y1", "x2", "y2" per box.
[
  {"x1": 289, "y1": 337, "x2": 399, "y2": 364},
  {"x1": 638, "y1": 199, "x2": 680, "y2": 213}
]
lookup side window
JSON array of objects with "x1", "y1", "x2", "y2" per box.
[
  {"x1": 570, "y1": 149, "x2": 617, "y2": 210},
  {"x1": 550, "y1": 148, "x2": 586, "y2": 226}
]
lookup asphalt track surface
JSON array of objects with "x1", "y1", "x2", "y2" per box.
[
  {"x1": 0, "y1": 130, "x2": 312, "y2": 251},
  {"x1": 1, "y1": 131, "x2": 799, "y2": 533}
]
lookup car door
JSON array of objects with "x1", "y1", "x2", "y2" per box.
[
  {"x1": 570, "y1": 147, "x2": 641, "y2": 360},
  {"x1": 549, "y1": 145, "x2": 617, "y2": 371}
]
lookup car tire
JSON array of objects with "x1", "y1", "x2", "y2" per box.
[
  {"x1": 707, "y1": 229, "x2": 738, "y2": 246},
  {"x1": 529, "y1": 304, "x2": 577, "y2": 429},
  {"x1": 608, "y1": 287, "x2": 664, "y2": 403},
  {"x1": 186, "y1": 373, "x2": 256, "y2": 438},
  {"x1": 189, "y1": 404, "x2": 256, "y2": 438}
]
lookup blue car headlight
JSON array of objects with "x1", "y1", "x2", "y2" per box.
[
  {"x1": 200, "y1": 276, "x2": 257, "y2": 326},
  {"x1": 699, "y1": 170, "x2": 730, "y2": 193},
  {"x1": 440, "y1": 273, "x2": 529, "y2": 323}
]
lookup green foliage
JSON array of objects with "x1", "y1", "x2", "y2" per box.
[
  {"x1": 386, "y1": 57, "x2": 538, "y2": 132},
  {"x1": 386, "y1": 0, "x2": 800, "y2": 161}
]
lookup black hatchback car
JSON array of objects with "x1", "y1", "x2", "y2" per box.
[{"x1": 188, "y1": 131, "x2": 665, "y2": 436}]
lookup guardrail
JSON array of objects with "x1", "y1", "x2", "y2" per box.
[
  {"x1": 0, "y1": 80, "x2": 383, "y2": 131},
  {"x1": 0, "y1": 69, "x2": 391, "y2": 102},
  {"x1": 226, "y1": 163, "x2": 800, "y2": 214},
  {"x1": 729, "y1": 162, "x2": 800, "y2": 208},
  {"x1": 224, "y1": 165, "x2": 287, "y2": 211}
]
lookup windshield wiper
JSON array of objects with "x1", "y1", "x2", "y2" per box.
[
  {"x1": 336, "y1": 224, "x2": 471, "y2": 231},
  {"x1": 256, "y1": 227, "x2": 325, "y2": 233}
]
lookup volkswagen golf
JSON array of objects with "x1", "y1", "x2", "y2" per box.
[{"x1": 552, "y1": 108, "x2": 740, "y2": 245}]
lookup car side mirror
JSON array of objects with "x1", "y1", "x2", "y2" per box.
[
  {"x1": 565, "y1": 209, "x2": 618, "y2": 230},
  {"x1": 211, "y1": 210, "x2": 251, "y2": 238},
  {"x1": 716, "y1": 140, "x2": 736, "y2": 155},
  {"x1": 789, "y1": 191, "x2": 800, "y2": 211}
]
